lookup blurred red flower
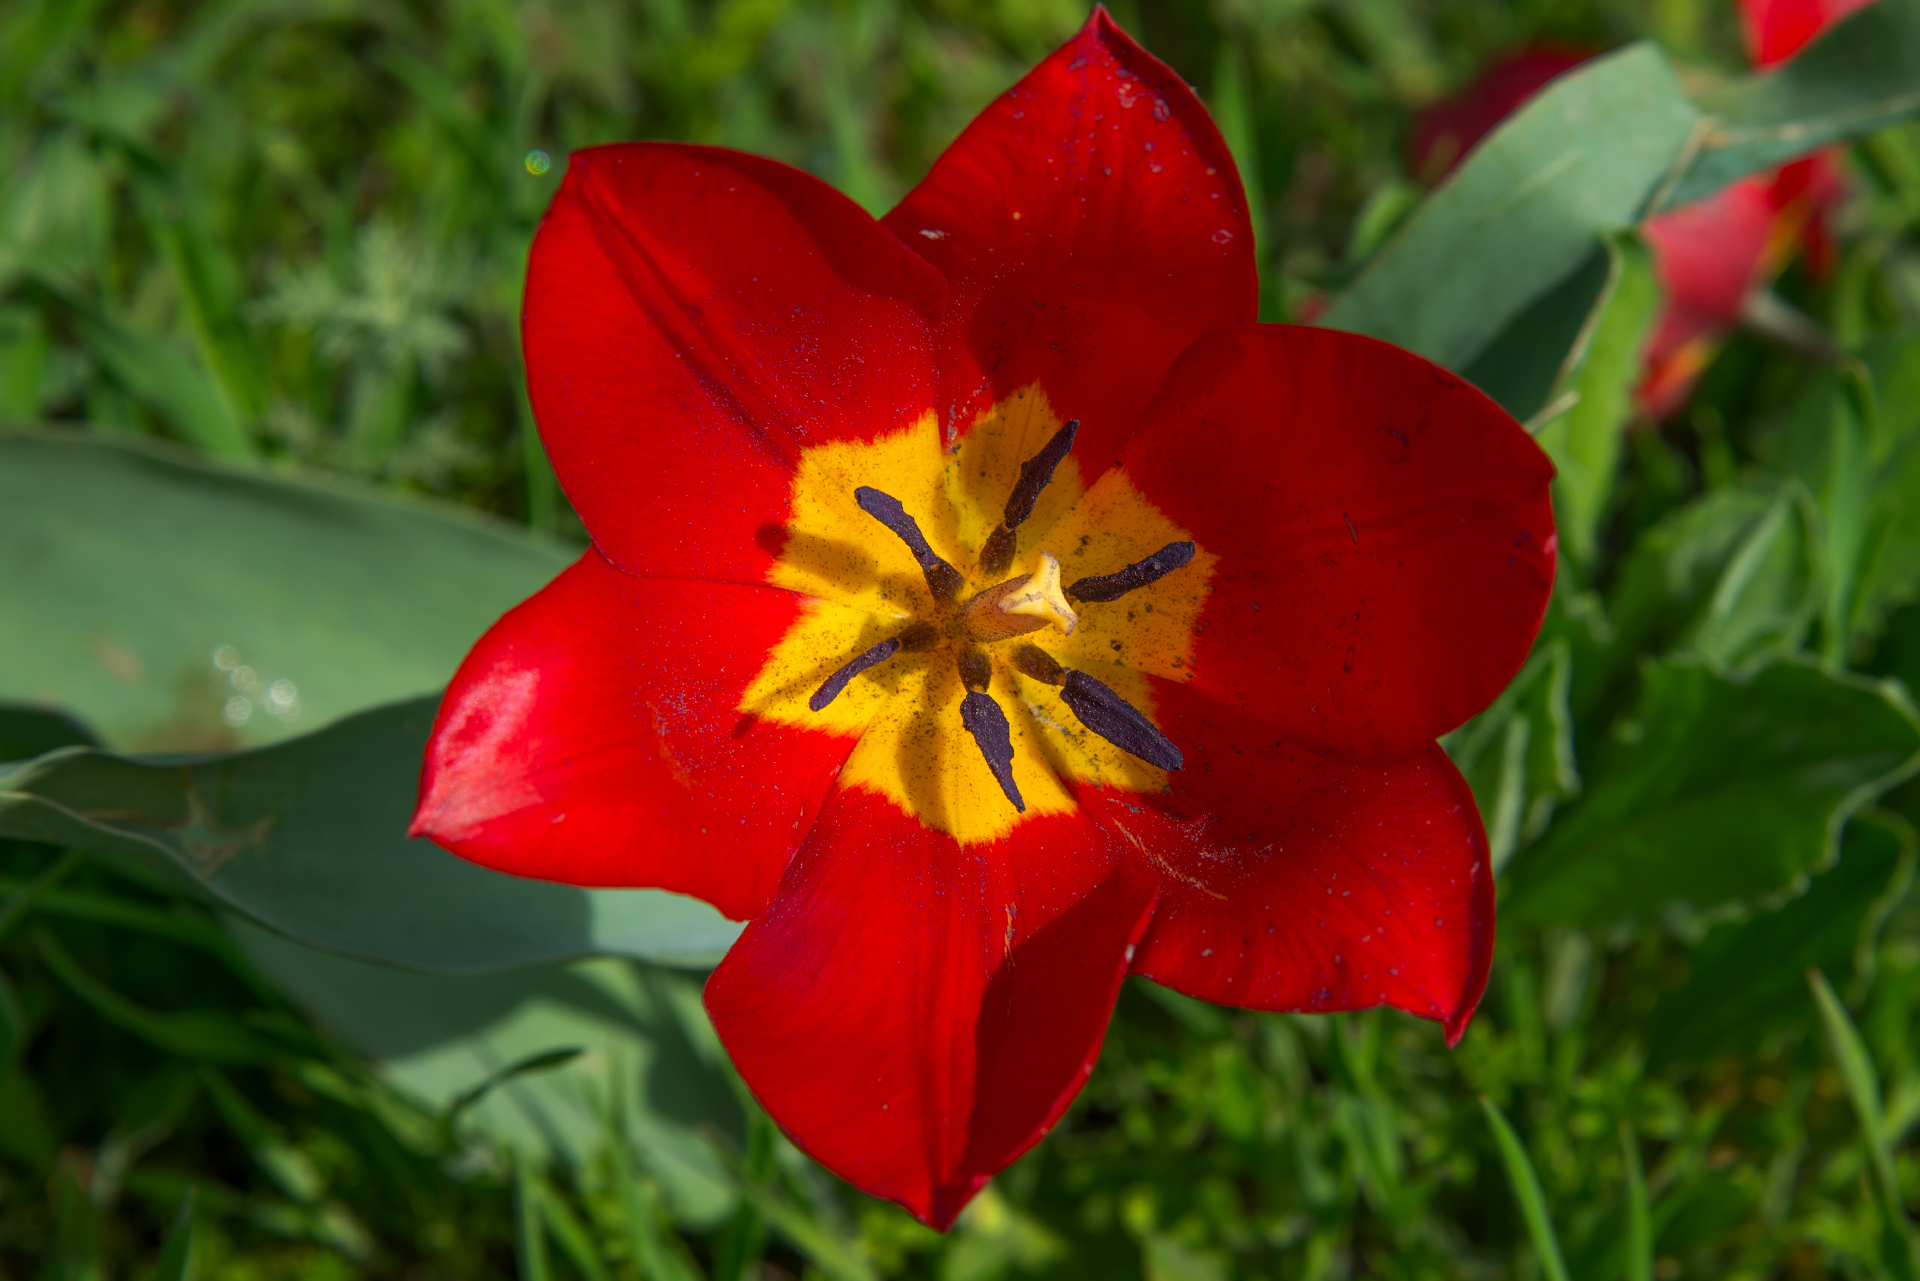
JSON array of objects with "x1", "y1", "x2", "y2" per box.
[
  {"x1": 1407, "y1": 45, "x2": 1595, "y2": 184},
  {"x1": 412, "y1": 8, "x2": 1555, "y2": 1228},
  {"x1": 1409, "y1": 0, "x2": 1866, "y2": 417},
  {"x1": 1640, "y1": 0, "x2": 1868, "y2": 413}
]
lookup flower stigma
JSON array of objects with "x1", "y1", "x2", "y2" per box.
[{"x1": 959, "y1": 552, "x2": 1078, "y2": 641}]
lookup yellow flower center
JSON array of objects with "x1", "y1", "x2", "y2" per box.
[{"x1": 739, "y1": 386, "x2": 1215, "y2": 844}]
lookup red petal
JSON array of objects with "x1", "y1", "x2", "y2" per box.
[
  {"x1": 881, "y1": 8, "x2": 1255, "y2": 466},
  {"x1": 1740, "y1": 0, "x2": 1876, "y2": 65},
  {"x1": 1637, "y1": 151, "x2": 1849, "y2": 418},
  {"x1": 1115, "y1": 323, "x2": 1555, "y2": 760},
  {"x1": 704, "y1": 788, "x2": 1155, "y2": 1228},
  {"x1": 1089, "y1": 679, "x2": 1493, "y2": 1043},
  {"x1": 1643, "y1": 175, "x2": 1775, "y2": 328},
  {"x1": 411, "y1": 550, "x2": 861, "y2": 921},
  {"x1": 525, "y1": 144, "x2": 946, "y2": 582},
  {"x1": 1406, "y1": 46, "x2": 1594, "y2": 183}
]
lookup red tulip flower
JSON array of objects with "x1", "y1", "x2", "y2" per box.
[
  {"x1": 1407, "y1": 45, "x2": 1595, "y2": 184},
  {"x1": 1410, "y1": 0, "x2": 1862, "y2": 420},
  {"x1": 1638, "y1": 0, "x2": 1868, "y2": 415},
  {"x1": 412, "y1": 9, "x2": 1555, "y2": 1228}
]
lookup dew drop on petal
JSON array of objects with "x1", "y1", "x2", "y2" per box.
[
  {"x1": 1152, "y1": 97, "x2": 1170, "y2": 120},
  {"x1": 1212, "y1": 228, "x2": 1233, "y2": 244}
]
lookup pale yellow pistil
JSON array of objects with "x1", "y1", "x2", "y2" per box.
[{"x1": 957, "y1": 551, "x2": 1078, "y2": 642}]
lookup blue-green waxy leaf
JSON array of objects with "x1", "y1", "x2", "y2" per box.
[
  {"x1": 1320, "y1": 44, "x2": 1700, "y2": 373},
  {"x1": 0, "y1": 431, "x2": 572, "y2": 751},
  {"x1": 1662, "y1": 0, "x2": 1920, "y2": 209},
  {"x1": 0, "y1": 697, "x2": 743, "y2": 971},
  {"x1": 229, "y1": 919, "x2": 741, "y2": 1226},
  {"x1": 1503, "y1": 658, "x2": 1920, "y2": 930},
  {"x1": 0, "y1": 705, "x2": 97, "y2": 764}
]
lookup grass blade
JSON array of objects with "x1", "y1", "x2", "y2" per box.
[
  {"x1": 1480, "y1": 1095, "x2": 1571, "y2": 1281},
  {"x1": 438, "y1": 1046, "x2": 582, "y2": 1147},
  {"x1": 705, "y1": 1124, "x2": 876, "y2": 1281},
  {"x1": 0, "y1": 848, "x2": 84, "y2": 945},
  {"x1": 516, "y1": 1160, "x2": 553, "y2": 1281},
  {"x1": 525, "y1": 1165, "x2": 614, "y2": 1281},
  {"x1": 1809, "y1": 967, "x2": 1920, "y2": 1281},
  {"x1": 595, "y1": 1081, "x2": 702, "y2": 1281},
  {"x1": 711, "y1": 1112, "x2": 774, "y2": 1281},
  {"x1": 152, "y1": 1189, "x2": 196, "y2": 1281},
  {"x1": 34, "y1": 931, "x2": 274, "y2": 1065},
  {"x1": 1620, "y1": 1119, "x2": 1652, "y2": 1281}
]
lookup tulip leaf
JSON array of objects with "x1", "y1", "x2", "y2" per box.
[
  {"x1": 0, "y1": 696, "x2": 744, "y2": 971},
  {"x1": 1321, "y1": 44, "x2": 1700, "y2": 373},
  {"x1": 0, "y1": 430, "x2": 573, "y2": 751},
  {"x1": 1457, "y1": 245, "x2": 1616, "y2": 422},
  {"x1": 1663, "y1": 0, "x2": 1920, "y2": 209},
  {"x1": 229, "y1": 918, "x2": 742, "y2": 1226},
  {"x1": 0, "y1": 706, "x2": 98, "y2": 765},
  {"x1": 1503, "y1": 658, "x2": 1920, "y2": 930},
  {"x1": 1530, "y1": 232, "x2": 1664, "y2": 575}
]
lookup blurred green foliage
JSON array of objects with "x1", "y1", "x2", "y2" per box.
[{"x1": 8, "y1": 0, "x2": 1920, "y2": 1278}]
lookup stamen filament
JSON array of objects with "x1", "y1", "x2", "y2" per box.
[
  {"x1": 1011, "y1": 644, "x2": 1065, "y2": 685},
  {"x1": 1067, "y1": 541, "x2": 1196, "y2": 603}
]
